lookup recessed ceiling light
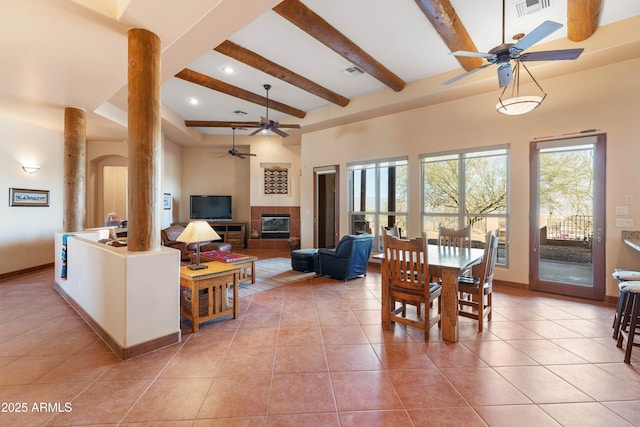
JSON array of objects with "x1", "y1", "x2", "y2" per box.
[
  {"x1": 222, "y1": 66, "x2": 236, "y2": 75},
  {"x1": 187, "y1": 97, "x2": 199, "y2": 106}
]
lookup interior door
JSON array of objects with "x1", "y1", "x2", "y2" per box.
[
  {"x1": 314, "y1": 166, "x2": 339, "y2": 249},
  {"x1": 529, "y1": 134, "x2": 606, "y2": 300}
]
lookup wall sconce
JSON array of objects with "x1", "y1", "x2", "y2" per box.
[{"x1": 22, "y1": 164, "x2": 41, "y2": 174}]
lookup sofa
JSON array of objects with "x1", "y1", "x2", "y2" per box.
[
  {"x1": 161, "y1": 225, "x2": 231, "y2": 260},
  {"x1": 315, "y1": 234, "x2": 373, "y2": 281}
]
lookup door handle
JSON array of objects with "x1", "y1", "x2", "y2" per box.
[{"x1": 596, "y1": 228, "x2": 602, "y2": 244}]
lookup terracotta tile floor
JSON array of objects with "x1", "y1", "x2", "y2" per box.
[{"x1": 1, "y1": 249, "x2": 640, "y2": 426}]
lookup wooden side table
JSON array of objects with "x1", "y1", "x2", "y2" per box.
[{"x1": 179, "y1": 262, "x2": 241, "y2": 332}]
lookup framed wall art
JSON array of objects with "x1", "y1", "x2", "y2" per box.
[
  {"x1": 264, "y1": 166, "x2": 288, "y2": 195},
  {"x1": 9, "y1": 188, "x2": 50, "y2": 207}
]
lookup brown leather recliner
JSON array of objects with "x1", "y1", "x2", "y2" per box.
[{"x1": 161, "y1": 225, "x2": 231, "y2": 260}]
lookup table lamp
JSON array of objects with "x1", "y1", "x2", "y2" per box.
[{"x1": 176, "y1": 220, "x2": 221, "y2": 270}]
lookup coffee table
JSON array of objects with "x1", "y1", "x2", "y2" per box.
[{"x1": 190, "y1": 251, "x2": 258, "y2": 284}]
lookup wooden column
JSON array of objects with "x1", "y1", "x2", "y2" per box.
[
  {"x1": 567, "y1": 0, "x2": 601, "y2": 42},
  {"x1": 63, "y1": 107, "x2": 86, "y2": 232},
  {"x1": 127, "y1": 28, "x2": 161, "y2": 252}
]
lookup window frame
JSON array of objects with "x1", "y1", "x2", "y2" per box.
[
  {"x1": 420, "y1": 145, "x2": 510, "y2": 266},
  {"x1": 347, "y1": 157, "x2": 408, "y2": 251}
]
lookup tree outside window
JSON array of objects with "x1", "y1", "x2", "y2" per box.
[{"x1": 422, "y1": 148, "x2": 509, "y2": 265}]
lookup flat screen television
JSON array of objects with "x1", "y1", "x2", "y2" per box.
[{"x1": 189, "y1": 195, "x2": 232, "y2": 221}]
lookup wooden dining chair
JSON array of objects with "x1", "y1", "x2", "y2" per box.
[
  {"x1": 458, "y1": 232, "x2": 498, "y2": 331},
  {"x1": 436, "y1": 223, "x2": 473, "y2": 282},
  {"x1": 438, "y1": 223, "x2": 472, "y2": 249},
  {"x1": 382, "y1": 232, "x2": 441, "y2": 341}
]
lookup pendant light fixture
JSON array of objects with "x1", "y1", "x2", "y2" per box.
[{"x1": 496, "y1": 60, "x2": 547, "y2": 115}]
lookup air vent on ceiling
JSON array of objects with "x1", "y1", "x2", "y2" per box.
[
  {"x1": 341, "y1": 65, "x2": 365, "y2": 76},
  {"x1": 233, "y1": 110, "x2": 247, "y2": 115},
  {"x1": 513, "y1": 0, "x2": 552, "y2": 17}
]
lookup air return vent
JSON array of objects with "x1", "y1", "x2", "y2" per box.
[
  {"x1": 341, "y1": 65, "x2": 365, "y2": 76},
  {"x1": 513, "y1": 0, "x2": 552, "y2": 17}
]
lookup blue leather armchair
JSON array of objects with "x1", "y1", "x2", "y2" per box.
[{"x1": 315, "y1": 234, "x2": 374, "y2": 281}]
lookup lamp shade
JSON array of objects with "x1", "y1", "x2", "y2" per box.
[
  {"x1": 176, "y1": 220, "x2": 220, "y2": 243},
  {"x1": 496, "y1": 95, "x2": 544, "y2": 115}
]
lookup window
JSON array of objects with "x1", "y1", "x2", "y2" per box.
[
  {"x1": 348, "y1": 158, "x2": 408, "y2": 251},
  {"x1": 421, "y1": 147, "x2": 509, "y2": 265}
]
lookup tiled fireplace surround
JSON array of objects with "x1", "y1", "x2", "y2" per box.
[{"x1": 247, "y1": 206, "x2": 300, "y2": 250}]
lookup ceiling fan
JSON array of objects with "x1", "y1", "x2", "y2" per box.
[
  {"x1": 443, "y1": 0, "x2": 584, "y2": 88},
  {"x1": 223, "y1": 127, "x2": 256, "y2": 159},
  {"x1": 184, "y1": 84, "x2": 301, "y2": 137},
  {"x1": 248, "y1": 84, "x2": 300, "y2": 138}
]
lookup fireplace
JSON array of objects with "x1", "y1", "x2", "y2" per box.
[{"x1": 261, "y1": 214, "x2": 290, "y2": 239}]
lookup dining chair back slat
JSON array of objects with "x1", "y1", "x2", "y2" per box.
[{"x1": 438, "y1": 224, "x2": 472, "y2": 249}]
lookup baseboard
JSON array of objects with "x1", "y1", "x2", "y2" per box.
[
  {"x1": 493, "y1": 279, "x2": 529, "y2": 290},
  {"x1": 0, "y1": 263, "x2": 53, "y2": 282},
  {"x1": 54, "y1": 282, "x2": 181, "y2": 360}
]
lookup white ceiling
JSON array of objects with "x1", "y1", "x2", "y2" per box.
[{"x1": 1, "y1": 0, "x2": 639, "y2": 146}]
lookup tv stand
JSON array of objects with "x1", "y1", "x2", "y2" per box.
[{"x1": 209, "y1": 222, "x2": 246, "y2": 250}]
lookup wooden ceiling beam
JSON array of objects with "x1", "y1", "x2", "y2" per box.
[
  {"x1": 414, "y1": 0, "x2": 483, "y2": 72},
  {"x1": 215, "y1": 40, "x2": 350, "y2": 107},
  {"x1": 567, "y1": 0, "x2": 601, "y2": 42},
  {"x1": 175, "y1": 68, "x2": 307, "y2": 119},
  {"x1": 273, "y1": 0, "x2": 406, "y2": 92},
  {"x1": 185, "y1": 120, "x2": 300, "y2": 129}
]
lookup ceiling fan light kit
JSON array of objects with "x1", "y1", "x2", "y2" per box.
[
  {"x1": 496, "y1": 61, "x2": 547, "y2": 116},
  {"x1": 445, "y1": 0, "x2": 583, "y2": 115},
  {"x1": 496, "y1": 94, "x2": 544, "y2": 115}
]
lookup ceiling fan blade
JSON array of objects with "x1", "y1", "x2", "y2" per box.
[
  {"x1": 451, "y1": 50, "x2": 494, "y2": 59},
  {"x1": 259, "y1": 116, "x2": 270, "y2": 126},
  {"x1": 497, "y1": 64, "x2": 513, "y2": 88},
  {"x1": 236, "y1": 152, "x2": 257, "y2": 157},
  {"x1": 442, "y1": 63, "x2": 492, "y2": 86},
  {"x1": 271, "y1": 127, "x2": 290, "y2": 138},
  {"x1": 518, "y1": 48, "x2": 584, "y2": 62},
  {"x1": 248, "y1": 128, "x2": 263, "y2": 136},
  {"x1": 510, "y1": 21, "x2": 563, "y2": 54}
]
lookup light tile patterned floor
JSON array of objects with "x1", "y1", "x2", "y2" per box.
[{"x1": 0, "y1": 249, "x2": 639, "y2": 426}]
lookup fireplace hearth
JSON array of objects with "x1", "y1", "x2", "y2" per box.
[{"x1": 249, "y1": 206, "x2": 300, "y2": 250}]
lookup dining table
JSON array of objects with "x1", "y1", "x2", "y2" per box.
[{"x1": 376, "y1": 244, "x2": 485, "y2": 342}]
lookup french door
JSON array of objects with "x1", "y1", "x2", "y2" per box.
[{"x1": 529, "y1": 134, "x2": 606, "y2": 300}]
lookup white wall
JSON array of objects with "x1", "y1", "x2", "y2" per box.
[
  {"x1": 55, "y1": 233, "x2": 180, "y2": 350},
  {"x1": 0, "y1": 116, "x2": 63, "y2": 275},
  {"x1": 180, "y1": 145, "x2": 249, "y2": 224},
  {"x1": 162, "y1": 137, "x2": 182, "y2": 228},
  {"x1": 300, "y1": 58, "x2": 640, "y2": 298},
  {"x1": 249, "y1": 136, "x2": 301, "y2": 207}
]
